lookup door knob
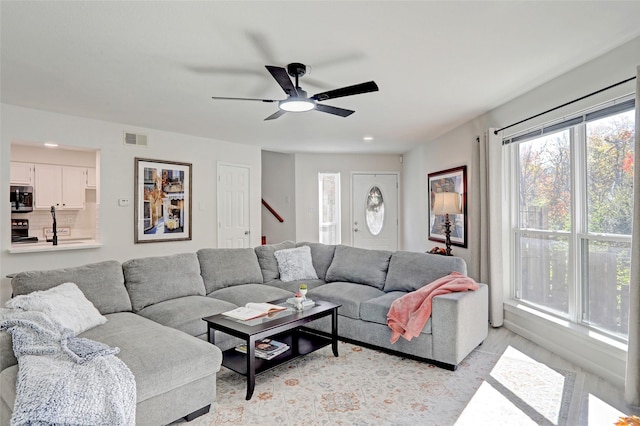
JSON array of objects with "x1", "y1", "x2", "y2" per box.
[
  {"x1": 354, "y1": 228, "x2": 359, "y2": 232},
  {"x1": 244, "y1": 231, "x2": 250, "y2": 235}
]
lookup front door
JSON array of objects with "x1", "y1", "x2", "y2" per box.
[
  {"x1": 352, "y1": 173, "x2": 398, "y2": 251},
  {"x1": 218, "y1": 163, "x2": 250, "y2": 248}
]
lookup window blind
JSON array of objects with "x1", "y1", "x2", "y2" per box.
[{"x1": 503, "y1": 97, "x2": 635, "y2": 145}]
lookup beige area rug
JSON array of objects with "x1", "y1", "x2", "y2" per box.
[{"x1": 185, "y1": 341, "x2": 579, "y2": 425}]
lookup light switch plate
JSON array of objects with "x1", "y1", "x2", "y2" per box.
[{"x1": 118, "y1": 198, "x2": 130, "y2": 207}]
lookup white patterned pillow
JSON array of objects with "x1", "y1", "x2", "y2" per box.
[
  {"x1": 274, "y1": 246, "x2": 319, "y2": 282},
  {"x1": 6, "y1": 282, "x2": 107, "y2": 334}
]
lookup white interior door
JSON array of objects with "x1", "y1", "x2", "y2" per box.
[
  {"x1": 217, "y1": 163, "x2": 250, "y2": 248},
  {"x1": 352, "y1": 173, "x2": 398, "y2": 251}
]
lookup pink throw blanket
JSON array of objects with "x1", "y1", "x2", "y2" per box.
[{"x1": 387, "y1": 272, "x2": 479, "y2": 343}]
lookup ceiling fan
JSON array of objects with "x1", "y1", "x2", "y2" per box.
[{"x1": 211, "y1": 62, "x2": 379, "y2": 120}]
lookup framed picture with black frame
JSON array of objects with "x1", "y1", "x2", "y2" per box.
[
  {"x1": 134, "y1": 158, "x2": 192, "y2": 243},
  {"x1": 428, "y1": 165, "x2": 467, "y2": 248}
]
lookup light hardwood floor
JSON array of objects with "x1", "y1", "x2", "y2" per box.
[{"x1": 482, "y1": 326, "x2": 640, "y2": 424}]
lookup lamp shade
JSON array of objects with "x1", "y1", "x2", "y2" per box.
[{"x1": 432, "y1": 192, "x2": 461, "y2": 215}]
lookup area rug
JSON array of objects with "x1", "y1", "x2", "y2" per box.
[{"x1": 183, "y1": 341, "x2": 578, "y2": 425}]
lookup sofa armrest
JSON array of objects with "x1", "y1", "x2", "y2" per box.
[
  {"x1": 0, "y1": 331, "x2": 16, "y2": 371},
  {"x1": 430, "y1": 283, "x2": 488, "y2": 366}
]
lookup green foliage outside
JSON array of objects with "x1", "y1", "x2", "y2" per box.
[{"x1": 586, "y1": 111, "x2": 635, "y2": 236}]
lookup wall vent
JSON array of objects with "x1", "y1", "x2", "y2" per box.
[{"x1": 123, "y1": 132, "x2": 148, "y2": 147}]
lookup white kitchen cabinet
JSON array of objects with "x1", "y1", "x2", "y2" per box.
[
  {"x1": 34, "y1": 165, "x2": 85, "y2": 210},
  {"x1": 86, "y1": 167, "x2": 96, "y2": 188},
  {"x1": 35, "y1": 165, "x2": 62, "y2": 209},
  {"x1": 10, "y1": 162, "x2": 33, "y2": 185}
]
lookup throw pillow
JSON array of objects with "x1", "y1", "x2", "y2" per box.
[
  {"x1": 273, "y1": 245, "x2": 319, "y2": 282},
  {"x1": 6, "y1": 282, "x2": 107, "y2": 335}
]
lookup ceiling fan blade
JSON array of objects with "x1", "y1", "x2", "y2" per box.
[
  {"x1": 265, "y1": 66, "x2": 298, "y2": 96},
  {"x1": 187, "y1": 65, "x2": 264, "y2": 76},
  {"x1": 315, "y1": 104, "x2": 355, "y2": 117},
  {"x1": 247, "y1": 31, "x2": 277, "y2": 64},
  {"x1": 264, "y1": 110, "x2": 287, "y2": 121},
  {"x1": 311, "y1": 81, "x2": 379, "y2": 102},
  {"x1": 211, "y1": 96, "x2": 277, "y2": 103}
]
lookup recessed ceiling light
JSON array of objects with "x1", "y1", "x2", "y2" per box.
[
  {"x1": 44, "y1": 142, "x2": 59, "y2": 147},
  {"x1": 363, "y1": 136, "x2": 374, "y2": 141}
]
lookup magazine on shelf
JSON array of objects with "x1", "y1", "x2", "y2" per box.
[
  {"x1": 222, "y1": 302, "x2": 287, "y2": 321},
  {"x1": 235, "y1": 338, "x2": 290, "y2": 360}
]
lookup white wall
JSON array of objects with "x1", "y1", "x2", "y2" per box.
[
  {"x1": 294, "y1": 153, "x2": 402, "y2": 245},
  {"x1": 261, "y1": 151, "x2": 296, "y2": 244},
  {"x1": 402, "y1": 133, "x2": 479, "y2": 277},
  {"x1": 404, "y1": 36, "x2": 640, "y2": 281},
  {"x1": 1, "y1": 104, "x2": 262, "y2": 304},
  {"x1": 402, "y1": 35, "x2": 640, "y2": 387}
]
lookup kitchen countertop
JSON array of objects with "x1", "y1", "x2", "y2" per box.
[{"x1": 8, "y1": 239, "x2": 102, "y2": 254}]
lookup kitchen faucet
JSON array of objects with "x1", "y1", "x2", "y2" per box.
[{"x1": 50, "y1": 206, "x2": 58, "y2": 245}]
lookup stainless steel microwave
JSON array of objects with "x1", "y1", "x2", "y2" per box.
[{"x1": 10, "y1": 186, "x2": 34, "y2": 213}]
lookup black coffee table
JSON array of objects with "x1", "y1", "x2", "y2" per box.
[{"x1": 203, "y1": 299, "x2": 340, "y2": 400}]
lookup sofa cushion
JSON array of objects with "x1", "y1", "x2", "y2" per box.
[
  {"x1": 295, "y1": 242, "x2": 336, "y2": 280},
  {"x1": 384, "y1": 251, "x2": 468, "y2": 292},
  {"x1": 274, "y1": 246, "x2": 318, "y2": 282},
  {"x1": 197, "y1": 248, "x2": 263, "y2": 293},
  {"x1": 80, "y1": 312, "x2": 221, "y2": 403},
  {"x1": 307, "y1": 282, "x2": 385, "y2": 319},
  {"x1": 136, "y1": 295, "x2": 237, "y2": 338},
  {"x1": 0, "y1": 365, "x2": 17, "y2": 413},
  {"x1": 0, "y1": 332, "x2": 15, "y2": 372},
  {"x1": 360, "y1": 291, "x2": 432, "y2": 334},
  {"x1": 208, "y1": 284, "x2": 291, "y2": 307},
  {"x1": 6, "y1": 282, "x2": 107, "y2": 335},
  {"x1": 10, "y1": 260, "x2": 131, "y2": 315},
  {"x1": 265, "y1": 278, "x2": 326, "y2": 294},
  {"x1": 254, "y1": 241, "x2": 295, "y2": 282},
  {"x1": 325, "y1": 245, "x2": 392, "y2": 290},
  {"x1": 123, "y1": 253, "x2": 206, "y2": 312}
]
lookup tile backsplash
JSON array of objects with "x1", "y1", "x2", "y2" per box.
[{"x1": 11, "y1": 201, "x2": 97, "y2": 241}]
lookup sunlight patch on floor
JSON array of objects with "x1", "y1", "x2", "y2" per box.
[
  {"x1": 455, "y1": 381, "x2": 539, "y2": 425},
  {"x1": 456, "y1": 346, "x2": 573, "y2": 425},
  {"x1": 586, "y1": 393, "x2": 626, "y2": 425},
  {"x1": 491, "y1": 346, "x2": 568, "y2": 424}
]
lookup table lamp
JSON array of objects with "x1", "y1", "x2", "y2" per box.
[{"x1": 432, "y1": 192, "x2": 461, "y2": 256}]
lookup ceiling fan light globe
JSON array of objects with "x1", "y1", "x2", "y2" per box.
[{"x1": 279, "y1": 98, "x2": 315, "y2": 112}]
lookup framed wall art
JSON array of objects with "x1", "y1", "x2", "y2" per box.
[
  {"x1": 134, "y1": 158, "x2": 192, "y2": 243},
  {"x1": 428, "y1": 165, "x2": 467, "y2": 248}
]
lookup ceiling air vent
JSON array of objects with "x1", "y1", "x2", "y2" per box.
[{"x1": 123, "y1": 132, "x2": 148, "y2": 147}]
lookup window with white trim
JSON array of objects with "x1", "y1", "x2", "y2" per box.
[
  {"x1": 318, "y1": 173, "x2": 341, "y2": 244},
  {"x1": 507, "y1": 96, "x2": 635, "y2": 340}
]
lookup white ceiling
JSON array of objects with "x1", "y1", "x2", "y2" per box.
[{"x1": 2, "y1": 1, "x2": 640, "y2": 154}]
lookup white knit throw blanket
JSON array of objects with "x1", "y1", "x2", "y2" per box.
[{"x1": 0, "y1": 309, "x2": 136, "y2": 426}]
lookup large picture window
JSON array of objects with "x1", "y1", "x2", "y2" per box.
[{"x1": 509, "y1": 97, "x2": 635, "y2": 340}]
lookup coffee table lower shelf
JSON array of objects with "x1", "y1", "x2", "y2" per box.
[
  {"x1": 204, "y1": 299, "x2": 340, "y2": 400},
  {"x1": 222, "y1": 329, "x2": 331, "y2": 376}
]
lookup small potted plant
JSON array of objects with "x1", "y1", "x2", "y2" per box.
[{"x1": 298, "y1": 283, "x2": 308, "y2": 300}]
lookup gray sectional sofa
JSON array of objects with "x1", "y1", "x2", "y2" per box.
[{"x1": 0, "y1": 241, "x2": 488, "y2": 424}]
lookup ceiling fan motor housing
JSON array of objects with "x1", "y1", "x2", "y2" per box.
[{"x1": 287, "y1": 62, "x2": 307, "y2": 78}]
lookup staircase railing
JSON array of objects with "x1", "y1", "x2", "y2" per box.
[{"x1": 261, "y1": 199, "x2": 284, "y2": 223}]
